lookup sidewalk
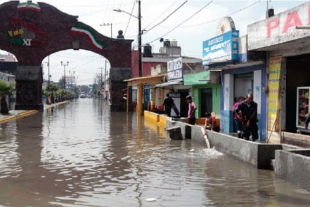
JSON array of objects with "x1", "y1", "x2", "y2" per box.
[
  {"x1": 0, "y1": 101, "x2": 69, "y2": 124},
  {"x1": 0, "y1": 110, "x2": 38, "y2": 123}
]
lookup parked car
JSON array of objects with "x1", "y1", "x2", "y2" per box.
[
  {"x1": 80, "y1": 93, "x2": 86, "y2": 98},
  {"x1": 87, "y1": 94, "x2": 92, "y2": 98}
]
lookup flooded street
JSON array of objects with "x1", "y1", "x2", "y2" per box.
[{"x1": 0, "y1": 99, "x2": 309, "y2": 207}]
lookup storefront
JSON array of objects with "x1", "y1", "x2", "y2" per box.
[
  {"x1": 248, "y1": 1, "x2": 310, "y2": 142},
  {"x1": 183, "y1": 71, "x2": 221, "y2": 119},
  {"x1": 221, "y1": 61, "x2": 267, "y2": 140},
  {"x1": 154, "y1": 57, "x2": 191, "y2": 117},
  {"x1": 124, "y1": 74, "x2": 166, "y2": 113},
  {"x1": 154, "y1": 81, "x2": 190, "y2": 117}
]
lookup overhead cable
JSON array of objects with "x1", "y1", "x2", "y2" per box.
[
  {"x1": 145, "y1": 0, "x2": 213, "y2": 45},
  {"x1": 181, "y1": 0, "x2": 260, "y2": 28},
  {"x1": 143, "y1": 0, "x2": 188, "y2": 34},
  {"x1": 125, "y1": 0, "x2": 136, "y2": 36}
]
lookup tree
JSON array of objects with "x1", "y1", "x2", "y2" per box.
[
  {"x1": 79, "y1": 85, "x2": 90, "y2": 94},
  {"x1": 0, "y1": 80, "x2": 15, "y2": 114},
  {"x1": 58, "y1": 77, "x2": 66, "y2": 89}
]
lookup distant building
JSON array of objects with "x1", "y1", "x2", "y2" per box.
[{"x1": 0, "y1": 53, "x2": 18, "y2": 75}]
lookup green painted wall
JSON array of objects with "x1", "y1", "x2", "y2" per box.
[
  {"x1": 184, "y1": 71, "x2": 221, "y2": 118},
  {"x1": 192, "y1": 84, "x2": 221, "y2": 118}
]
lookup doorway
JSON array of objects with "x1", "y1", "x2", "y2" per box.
[{"x1": 201, "y1": 88, "x2": 213, "y2": 117}]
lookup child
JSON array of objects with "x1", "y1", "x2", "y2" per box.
[{"x1": 204, "y1": 112, "x2": 220, "y2": 132}]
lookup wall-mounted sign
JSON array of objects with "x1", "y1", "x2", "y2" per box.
[
  {"x1": 248, "y1": 2, "x2": 310, "y2": 50},
  {"x1": 202, "y1": 30, "x2": 239, "y2": 66},
  {"x1": 167, "y1": 57, "x2": 183, "y2": 82}
]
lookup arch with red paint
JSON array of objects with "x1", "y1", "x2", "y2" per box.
[{"x1": 0, "y1": 1, "x2": 133, "y2": 110}]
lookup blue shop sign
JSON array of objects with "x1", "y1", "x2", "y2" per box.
[{"x1": 202, "y1": 30, "x2": 239, "y2": 66}]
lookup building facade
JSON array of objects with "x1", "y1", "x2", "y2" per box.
[{"x1": 248, "y1": 2, "x2": 310, "y2": 142}]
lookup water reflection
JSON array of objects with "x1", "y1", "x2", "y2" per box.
[{"x1": 0, "y1": 99, "x2": 309, "y2": 206}]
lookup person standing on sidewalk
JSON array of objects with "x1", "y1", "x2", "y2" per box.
[
  {"x1": 186, "y1": 95, "x2": 196, "y2": 125},
  {"x1": 163, "y1": 93, "x2": 175, "y2": 117},
  {"x1": 233, "y1": 96, "x2": 245, "y2": 138},
  {"x1": 234, "y1": 94, "x2": 258, "y2": 141}
]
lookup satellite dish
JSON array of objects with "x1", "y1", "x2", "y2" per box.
[{"x1": 216, "y1": 16, "x2": 236, "y2": 35}]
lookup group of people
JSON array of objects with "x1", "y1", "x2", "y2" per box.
[
  {"x1": 163, "y1": 92, "x2": 258, "y2": 141},
  {"x1": 233, "y1": 94, "x2": 258, "y2": 142}
]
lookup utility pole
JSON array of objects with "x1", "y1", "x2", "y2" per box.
[
  {"x1": 98, "y1": 67, "x2": 103, "y2": 89},
  {"x1": 61, "y1": 61, "x2": 69, "y2": 89},
  {"x1": 138, "y1": 0, "x2": 142, "y2": 77},
  {"x1": 137, "y1": 0, "x2": 143, "y2": 115},
  {"x1": 104, "y1": 59, "x2": 107, "y2": 92}
]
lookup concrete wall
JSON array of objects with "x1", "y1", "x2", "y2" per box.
[
  {"x1": 163, "y1": 118, "x2": 310, "y2": 192},
  {"x1": 204, "y1": 127, "x2": 282, "y2": 169},
  {"x1": 166, "y1": 118, "x2": 192, "y2": 140},
  {"x1": 166, "y1": 119, "x2": 282, "y2": 169},
  {"x1": 274, "y1": 149, "x2": 310, "y2": 192}
]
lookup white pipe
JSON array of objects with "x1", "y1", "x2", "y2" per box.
[{"x1": 201, "y1": 127, "x2": 210, "y2": 149}]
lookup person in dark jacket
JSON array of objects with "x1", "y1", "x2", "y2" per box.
[
  {"x1": 163, "y1": 93, "x2": 175, "y2": 117},
  {"x1": 234, "y1": 93, "x2": 258, "y2": 141}
]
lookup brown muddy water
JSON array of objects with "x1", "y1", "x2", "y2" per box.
[{"x1": 0, "y1": 99, "x2": 309, "y2": 207}]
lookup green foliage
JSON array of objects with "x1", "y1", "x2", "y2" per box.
[
  {"x1": 46, "y1": 84, "x2": 59, "y2": 92},
  {"x1": 0, "y1": 81, "x2": 15, "y2": 114},
  {"x1": 0, "y1": 80, "x2": 15, "y2": 96}
]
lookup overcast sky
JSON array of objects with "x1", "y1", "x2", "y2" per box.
[{"x1": 0, "y1": 0, "x2": 308, "y2": 85}]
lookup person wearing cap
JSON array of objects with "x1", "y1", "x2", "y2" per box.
[{"x1": 186, "y1": 95, "x2": 196, "y2": 125}]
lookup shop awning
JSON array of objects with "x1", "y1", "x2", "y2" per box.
[
  {"x1": 154, "y1": 80, "x2": 183, "y2": 88},
  {"x1": 218, "y1": 61, "x2": 265, "y2": 70},
  {"x1": 124, "y1": 74, "x2": 166, "y2": 86}
]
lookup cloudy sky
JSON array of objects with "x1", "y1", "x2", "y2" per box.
[{"x1": 0, "y1": 0, "x2": 308, "y2": 85}]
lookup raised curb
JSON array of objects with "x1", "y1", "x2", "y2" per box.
[
  {"x1": 0, "y1": 101, "x2": 69, "y2": 124},
  {"x1": 0, "y1": 110, "x2": 38, "y2": 123}
]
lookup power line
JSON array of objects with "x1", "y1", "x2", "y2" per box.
[
  {"x1": 143, "y1": 0, "x2": 188, "y2": 34},
  {"x1": 181, "y1": 1, "x2": 260, "y2": 28},
  {"x1": 145, "y1": 0, "x2": 213, "y2": 45},
  {"x1": 124, "y1": 0, "x2": 136, "y2": 36},
  {"x1": 143, "y1": 0, "x2": 177, "y2": 29}
]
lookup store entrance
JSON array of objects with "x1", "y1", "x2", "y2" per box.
[
  {"x1": 234, "y1": 73, "x2": 253, "y2": 99},
  {"x1": 286, "y1": 54, "x2": 310, "y2": 133},
  {"x1": 201, "y1": 88, "x2": 213, "y2": 117}
]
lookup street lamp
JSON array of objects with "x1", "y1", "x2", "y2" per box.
[
  {"x1": 113, "y1": 9, "x2": 139, "y2": 18},
  {"x1": 61, "y1": 61, "x2": 69, "y2": 89},
  {"x1": 100, "y1": 23, "x2": 113, "y2": 38}
]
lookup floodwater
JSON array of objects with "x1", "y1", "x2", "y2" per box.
[{"x1": 0, "y1": 99, "x2": 309, "y2": 207}]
